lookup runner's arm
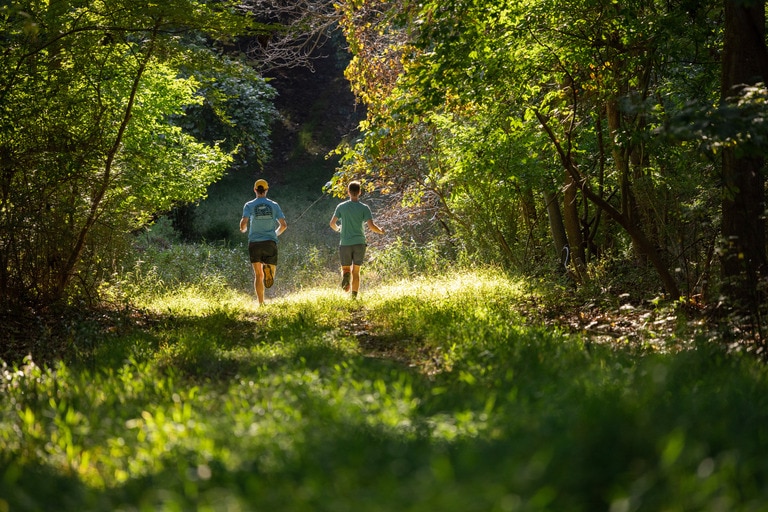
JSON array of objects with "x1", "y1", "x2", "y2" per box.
[
  {"x1": 329, "y1": 215, "x2": 340, "y2": 233},
  {"x1": 276, "y1": 218, "x2": 288, "y2": 236},
  {"x1": 367, "y1": 219, "x2": 385, "y2": 235}
]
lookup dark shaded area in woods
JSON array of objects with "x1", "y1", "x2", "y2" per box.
[{"x1": 262, "y1": 44, "x2": 362, "y2": 188}]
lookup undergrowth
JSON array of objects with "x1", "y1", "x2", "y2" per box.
[{"x1": 2, "y1": 268, "x2": 768, "y2": 511}]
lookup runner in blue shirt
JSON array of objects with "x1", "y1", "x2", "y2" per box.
[{"x1": 240, "y1": 179, "x2": 287, "y2": 305}]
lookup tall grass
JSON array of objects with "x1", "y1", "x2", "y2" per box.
[{"x1": 3, "y1": 267, "x2": 768, "y2": 511}]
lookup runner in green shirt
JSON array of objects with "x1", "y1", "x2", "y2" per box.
[{"x1": 329, "y1": 181, "x2": 385, "y2": 298}]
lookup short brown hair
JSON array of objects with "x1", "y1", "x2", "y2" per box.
[{"x1": 348, "y1": 181, "x2": 361, "y2": 195}]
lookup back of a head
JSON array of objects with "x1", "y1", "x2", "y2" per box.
[{"x1": 255, "y1": 178, "x2": 269, "y2": 195}]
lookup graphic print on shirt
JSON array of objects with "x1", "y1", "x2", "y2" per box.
[{"x1": 253, "y1": 204, "x2": 273, "y2": 221}]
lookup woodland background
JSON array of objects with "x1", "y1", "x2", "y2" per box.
[
  {"x1": 3, "y1": 1, "x2": 768, "y2": 510},
  {"x1": 2, "y1": 0, "x2": 768, "y2": 348},
  {"x1": 2, "y1": 0, "x2": 767, "y2": 355}
]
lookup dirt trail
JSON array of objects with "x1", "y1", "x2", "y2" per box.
[{"x1": 342, "y1": 306, "x2": 446, "y2": 375}]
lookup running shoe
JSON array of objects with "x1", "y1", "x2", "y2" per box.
[
  {"x1": 264, "y1": 264, "x2": 274, "y2": 288},
  {"x1": 341, "y1": 271, "x2": 351, "y2": 292}
]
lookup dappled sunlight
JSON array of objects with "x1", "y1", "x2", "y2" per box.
[
  {"x1": 273, "y1": 285, "x2": 350, "y2": 306},
  {"x1": 365, "y1": 267, "x2": 529, "y2": 309},
  {"x1": 7, "y1": 0, "x2": 765, "y2": 507}
]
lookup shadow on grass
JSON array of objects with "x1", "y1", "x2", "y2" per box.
[
  {"x1": 74, "y1": 300, "x2": 426, "y2": 385},
  {"x1": 7, "y1": 342, "x2": 768, "y2": 512}
]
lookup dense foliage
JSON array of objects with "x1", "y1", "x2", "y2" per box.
[
  {"x1": 2, "y1": 0, "x2": 768, "y2": 504},
  {"x1": 333, "y1": 0, "x2": 767, "y2": 325},
  {"x1": 3, "y1": 0, "x2": 765, "y2": 331},
  {"x1": 0, "y1": 0, "x2": 276, "y2": 308}
]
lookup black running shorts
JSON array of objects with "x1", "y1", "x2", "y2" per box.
[{"x1": 249, "y1": 240, "x2": 278, "y2": 265}]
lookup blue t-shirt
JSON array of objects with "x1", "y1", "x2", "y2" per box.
[
  {"x1": 333, "y1": 200, "x2": 373, "y2": 246},
  {"x1": 242, "y1": 197, "x2": 285, "y2": 243}
]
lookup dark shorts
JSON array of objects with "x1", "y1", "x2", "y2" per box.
[
  {"x1": 249, "y1": 240, "x2": 278, "y2": 265},
  {"x1": 339, "y1": 244, "x2": 367, "y2": 266}
]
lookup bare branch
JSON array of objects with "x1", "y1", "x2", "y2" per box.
[{"x1": 240, "y1": 0, "x2": 341, "y2": 72}]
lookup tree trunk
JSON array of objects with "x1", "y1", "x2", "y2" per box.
[
  {"x1": 544, "y1": 188, "x2": 569, "y2": 272},
  {"x1": 518, "y1": 184, "x2": 538, "y2": 234},
  {"x1": 563, "y1": 166, "x2": 588, "y2": 281},
  {"x1": 720, "y1": 0, "x2": 768, "y2": 313},
  {"x1": 54, "y1": 26, "x2": 159, "y2": 301},
  {"x1": 606, "y1": 99, "x2": 648, "y2": 265}
]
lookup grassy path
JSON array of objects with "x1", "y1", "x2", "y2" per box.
[{"x1": 2, "y1": 270, "x2": 768, "y2": 511}]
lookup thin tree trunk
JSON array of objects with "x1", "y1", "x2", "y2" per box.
[
  {"x1": 518, "y1": 184, "x2": 538, "y2": 233},
  {"x1": 563, "y1": 166, "x2": 588, "y2": 281},
  {"x1": 544, "y1": 188, "x2": 569, "y2": 273},
  {"x1": 53, "y1": 25, "x2": 159, "y2": 300},
  {"x1": 606, "y1": 99, "x2": 647, "y2": 265}
]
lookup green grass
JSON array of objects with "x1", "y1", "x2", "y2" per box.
[{"x1": 3, "y1": 268, "x2": 768, "y2": 511}]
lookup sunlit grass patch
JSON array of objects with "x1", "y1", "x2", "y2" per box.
[
  {"x1": 362, "y1": 268, "x2": 531, "y2": 363},
  {"x1": 115, "y1": 283, "x2": 367, "y2": 380},
  {"x1": 139, "y1": 284, "x2": 246, "y2": 316},
  {"x1": 367, "y1": 266, "x2": 528, "y2": 308}
]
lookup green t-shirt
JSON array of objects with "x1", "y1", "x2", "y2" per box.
[{"x1": 333, "y1": 199, "x2": 373, "y2": 246}]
